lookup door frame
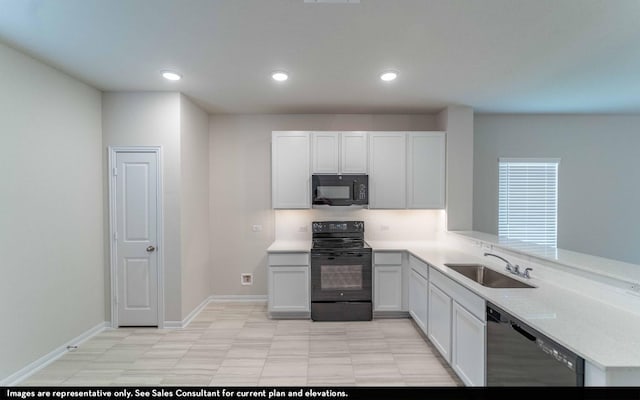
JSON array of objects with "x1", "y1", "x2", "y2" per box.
[{"x1": 108, "y1": 146, "x2": 165, "y2": 328}]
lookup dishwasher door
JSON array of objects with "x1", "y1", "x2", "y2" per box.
[{"x1": 486, "y1": 303, "x2": 584, "y2": 386}]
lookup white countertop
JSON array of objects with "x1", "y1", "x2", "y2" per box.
[
  {"x1": 267, "y1": 240, "x2": 311, "y2": 253},
  {"x1": 451, "y1": 230, "x2": 640, "y2": 286},
  {"x1": 267, "y1": 238, "x2": 640, "y2": 369},
  {"x1": 390, "y1": 242, "x2": 640, "y2": 370}
]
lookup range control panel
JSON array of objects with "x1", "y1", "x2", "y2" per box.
[{"x1": 312, "y1": 221, "x2": 364, "y2": 233}]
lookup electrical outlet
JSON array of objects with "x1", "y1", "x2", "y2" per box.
[
  {"x1": 241, "y1": 273, "x2": 253, "y2": 285},
  {"x1": 380, "y1": 225, "x2": 390, "y2": 231},
  {"x1": 298, "y1": 226, "x2": 308, "y2": 232},
  {"x1": 251, "y1": 225, "x2": 263, "y2": 232}
]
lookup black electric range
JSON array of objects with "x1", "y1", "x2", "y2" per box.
[{"x1": 310, "y1": 221, "x2": 372, "y2": 321}]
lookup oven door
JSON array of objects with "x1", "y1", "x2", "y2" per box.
[{"x1": 311, "y1": 251, "x2": 372, "y2": 302}]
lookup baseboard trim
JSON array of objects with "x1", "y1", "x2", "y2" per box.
[
  {"x1": 374, "y1": 311, "x2": 410, "y2": 319},
  {"x1": 209, "y1": 295, "x2": 268, "y2": 303},
  {"x1": 1, "y1": 321, "x2": 109, "y2": 386},
  {"x1": 163, "y1": 320, "x2": 184, "y2": 329},
  {"x1": 164, "y1": 295, "x2": 268, "y2": 329},
  {"x1": 164, "y1": 296, "x2": 213, "y2": 329}
]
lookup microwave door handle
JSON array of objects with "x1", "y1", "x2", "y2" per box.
[{"x1": 352, "y1": 182, "x2": 357, "y2": 200}]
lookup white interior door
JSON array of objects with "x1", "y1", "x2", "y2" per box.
[{"x1": 114, "y1": 151, "x2": 159, "y2": 326}]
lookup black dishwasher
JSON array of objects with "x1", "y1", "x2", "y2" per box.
[{"x1": 486, "y1": 302, "x2": 584, "y2": 386}]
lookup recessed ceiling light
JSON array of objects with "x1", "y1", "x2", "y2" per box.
[
  {"x1": 162, "y1": 71, "x2": 182, "y2": 81},
  {"x1": 380, "y1": 71, "x2": 398, "y2": 82},
  {"x1": 272, "y1": 71, "x2": 289, "y2": 82}
]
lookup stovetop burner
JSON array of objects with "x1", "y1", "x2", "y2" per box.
[
  {"x1": 312, "y1": 238, "x2": 369, "y2": 250},
  {"x1": 311, "y1": 221, "x2": 368, "y2": 250}
]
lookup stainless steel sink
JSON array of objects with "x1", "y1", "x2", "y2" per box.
[{"x1": 444, "y1": 264, "x2": 535, "y2": 288}]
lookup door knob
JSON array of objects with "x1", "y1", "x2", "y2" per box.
[{"x1": 146, "y1": 245, "x2": 156, "y2": 252}]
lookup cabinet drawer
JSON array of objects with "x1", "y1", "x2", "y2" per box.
[
  {"x1": 409, "y1": 255, "x2": 429, "y2": 279},
  {"x1": 269, "y1": 253, "x2": 309, "y2": 266},
  {"x1": 374, "y1": 252, "x2": 403, "y2": 265},
  {"x1": 430, "y1": 267, "x2": 485, "y2": 321}
]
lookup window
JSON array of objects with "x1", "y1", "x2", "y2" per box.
[{"x1": 498, "y1": 158, "x2": 559, "y2": 248}]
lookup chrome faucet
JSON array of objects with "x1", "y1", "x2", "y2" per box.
[
  {"x1": 484, "y1": 252, "x2": 518, "y2": 272},
  {"x1": 484, "y1": 252, "x2": 533, "y2": 279}
]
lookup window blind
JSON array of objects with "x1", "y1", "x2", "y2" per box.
[{"x1": 498, "y1": 158, "x2": 559, "y2": 248}]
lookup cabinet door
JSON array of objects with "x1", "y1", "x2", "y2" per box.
[
  {"x1": 272, "y1": 131, "x2": 310, "y2": 209},
  {"x1": 341, "y1": 132, "x2": 368, "y2": 174},
  {"x1": 268, "y1": 266, "x2": 310, "y2": 313},
  {"x1": 312, "y1": 132, "x2": 340, "y2": 174},
  {"x1": 374, "y1": 266, "x2": 402, "y2": 311},
  {"x1": 368, "y1": 132, "x2": 406, "y2": 209},
  {"x1": 409, "y1": 268, "x2": 429, "y2": 335},
  {"x1": 428, "y1": 282, "x2": 452, "y2": 362},
  {"x1": 407, "y1": 132, "x2": 446, "y2": 209},
  {"x1": 452, "y1": 302, "x2": 486, "y2": 386}
]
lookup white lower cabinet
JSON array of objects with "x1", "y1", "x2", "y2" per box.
[
  {"x1": 452, "y1": 302, "x2": 486, "y2": 386},
  {"x1": 428, "y1": 266, "x2": 486, "y2": 385},
  {"x1": 267, "y1": 253, "x2": 310, "y2": 317},
  {"x1": 428, "y1": 282, "x2": 452, "y2": 362},
  {"x1": 409, "y1": 267, "x2": 429, "y2": 335},
  {"x1": 585, "y1": 361, "x2": 640, "y2": 386},
  {"x1": 373, "y1": 251, "x2": 404, "y2": 312},
  {"x1": 374, "y1": 266, "x2": 403, "y2": 311}
]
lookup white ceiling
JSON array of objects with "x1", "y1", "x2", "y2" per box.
[{"x1": 1, "y1": 0, "x2": 640, "y2": 114}]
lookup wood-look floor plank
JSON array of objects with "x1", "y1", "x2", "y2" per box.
[{"x1": 19, "y1": 302, "x2": 461, "y2": 386}]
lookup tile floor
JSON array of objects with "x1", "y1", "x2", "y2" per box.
[{"x1": 21, "y1": 302, "x2": 461, "y2": 387}]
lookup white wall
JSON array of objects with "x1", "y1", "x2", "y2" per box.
[
  {"x1": 209, "y1": 114, "x2": 438, "y2": 296},
  {"x1": 179, "y1": 95, "x2": 211, "y2": 317},
  {"x1": 102, "y1": 92, "x2": 183, "y2": 322},
  {"x1": 275, "y1": 209, "x2": 446, "y2": 242},
  {"x1": 0, "y1": 42, "x2": 104, "y2": 380},
  {"x1": 473, "y1": 114, "x2": 640, "y2": 265}
]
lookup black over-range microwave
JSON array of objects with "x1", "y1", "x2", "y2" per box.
[{"x1": 311, "y1": 174, "x2": 368, "y2": 207}]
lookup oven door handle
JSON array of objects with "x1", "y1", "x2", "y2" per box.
[
  {"x1": 312, "y1": 252, "x2": 366, "y2": 258},
  {"x1": 311, "y1": 253, "x2": 338, "y2": 259}
]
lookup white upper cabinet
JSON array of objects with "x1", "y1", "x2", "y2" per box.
[
  {"x1": 340, "y1": 132, "x2": 368, "y2": 174},
  {"x1": 311, "y1": 131, "x2": 368, "y2": 174},
  {"x1": 274, "y1": 131, "x2": 445, "y2": 210},
  {"x1": 368, "y1": 132, "x2": 406, "y2": 209},
  {"x1": 407, "y1": 132, "x2": 446, "y2": 209},
  {"x1": 272, "y1": 131, "x2": 311, "y2": 209},
  {"x1": 312, "y1": 132, "x2": 340, "y2": 174}
]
